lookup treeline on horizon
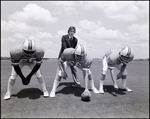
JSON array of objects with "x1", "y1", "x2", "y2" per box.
[{"x1": 1, "y1": 57, "x2": 149, "y2": 61}]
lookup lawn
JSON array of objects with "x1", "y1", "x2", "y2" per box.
[{"x1": 1, "y1": 60, "x2": 149, "y2": 118}]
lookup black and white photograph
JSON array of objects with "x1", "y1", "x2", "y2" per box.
[{"x1": 1, "y1": 1, "x2": 149, "y2": 118}]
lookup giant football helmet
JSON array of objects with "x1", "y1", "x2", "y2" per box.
[
  {"x1": 22, "y1": 39, "x2": 36, "y2": 57},
  {"x1": 119, "y1": 46, "x2": 134, "y2": 62},
  {"x1": 75, "y1": 44, "x2": 87, "y2": 61}
]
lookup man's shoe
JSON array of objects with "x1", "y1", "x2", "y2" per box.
[
  {"x1": 50, "y1": 91, "x2": 56, "y2": 97},
  {"x1": 114, "y1": 85, "x2": 119, "y2": 89},
  {"x1": 4, "y1": 92, "x2": 11, "y2": 100},
  {"x1": 43, "y1": 90, "x2": 49, "y2": 97},
  {"x1": 99, "y1": 88, "x2": 104, "y2": 94},
  {"x1": 120, "y1": 86, "x2": 133, "y2": 92},
  {"x1": 91, "y1": 87, "x2": 99, "y2": 93},
  {"x1": 73, "y1": 78, "x2": 80, "y2": 85}
]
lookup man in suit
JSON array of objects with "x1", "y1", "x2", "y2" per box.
[{"x1": 58, "y1": 26, "x2": 80, "y2": 85}]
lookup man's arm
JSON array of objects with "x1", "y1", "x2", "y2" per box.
[
  {"x1": 82, "y1": 69, "x2": 91, "y2": 96},
  {"x1": 83, "y1": 69, "x2": 89, "y2": 90},
  {"x1": 26, "y1": 63, "x2": 41, "y2": 83},
  {"x1": 82, "y1": 56, "x2": 93, "y2": 89},
  {"x1": 28, "y1": 46, "x2": 44, "y2": 79},
  {"x1": 13, "y1": 65, "x2": 27, "y2": 85},
  {"x1": 73, "y1": 37, "x2": 78, "y2": 48},
  {"x1": 117, "y1": 63, "x2": 127, "y2": 79},
  {"x1": 61, "y1": 36, "x2": 67, "y2": 51},
  {"x1": 58, "y1": 58, "x2": 67, "y2": 79}
]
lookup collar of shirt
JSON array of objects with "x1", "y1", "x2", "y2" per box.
[{"x1": 69, "y1": 35, "x2": 73, "y2": 40}]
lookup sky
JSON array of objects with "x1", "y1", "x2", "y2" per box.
[{"x1": 1, "y1": 1, "x2": 149, "y2": 59}]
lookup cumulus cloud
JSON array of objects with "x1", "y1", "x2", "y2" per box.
[
  {"x1": 90, "y1": 27, "x2": 121, "y2": 39},
  {"x1": 1, "y1": 20, "x2": 35, "y2": 33},
  {"x1": 79, "y1": 20, "x2": 102, "y2": 31},
  {"x1": 52, "y1": 1, "x2": 78, "y2": 16},
  {"x1": 103, "y1": 1, "x2": 139, "y2": 22},
  {"x1": 55, "y1": 30, "x2": 66, "y2": 38},
  {"x1": 134, "y1": 1, "x2": 149, "y2": 18},
  {"x1": 8, "y1": 3, "x2": 58, "y2": 26},
  {"x1": 77, "y1": 19, "x2": 139, "y2": 57},
  {"x1": 127, "y1": 23, "x2": 149, "y2": 43},
  {"x1": 23, "y1": 31, "x2": 54, "y2": 45},
  {"x1": 83, "y1": 1, "x2": 148, "y2": 22},
  {"x1": 1, "y1": 20, "x2": 33, "y2": 45},
  {"x1": 1, "y1": 1, "x2": 149, "y2": 58},
  {"x1": 36, "y1": 32, "x2": 53, "y2": 40},
  {"x1": 78, "y1": 20, "x2": 126, "y2": 41},
  {"x1": 1, "y1": 19, "x2": 55, "y2": 58},
  {"x1": 78, "y1": 20, "x2": 124, "y2": 45},
  {"x1": 14, "y1": 33, "x2": 25, "y2": 39},
  {"x1": 127, "y1": 23, "x2": 149, "y2": 36}
]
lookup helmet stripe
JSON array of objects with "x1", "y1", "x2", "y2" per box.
[
  {"x1": 126, "y1": 46, "x2": 131, "y2": 57},
  {"x1": 81, "y1": 44, "x2": 84, "y2": 55},
  {"x1": 28, "y1": 39, "x2": 32, "y2": 51}
]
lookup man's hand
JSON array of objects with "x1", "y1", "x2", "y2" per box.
[
  {"x1": 22, "y1": 77, "x2": 29, "y2": 85},
  {"x1": 117, "y1": 72, "x2": 122, "y2": 80},
  {"x1": 21, "y1": 75, "x2": 31, "y2": 85},
  {"x1": 117, "y1": 64, "x2": 126, "y2": 80},
  {"x1": 13, "y1": 65, "x2": 29, "y2": 85},
  {"x1": 67, "y1": 61, "x2": 75, "y2": 66},
  {"x1": 61, "y1": 71, "x2": 68, "y2": 79},
  {"x1": 58, "y1": 71, "x2": 68, "y2": 79},
  {"x1": 25, "y1": 75, "x2": 32, "y2": 84}
]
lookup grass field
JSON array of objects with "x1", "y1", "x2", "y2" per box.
[{"x1": 1, "y1": 60, "x2": 149, "y2": 118}]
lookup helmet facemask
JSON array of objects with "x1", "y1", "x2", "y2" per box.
[
  {"x1": 119, "y1": 54, "x2": 129, "y2": 62},
  {"x1": 119, "y1": 46, "x2": 132, "y2": 62},
  {"x1": 75, "y1": 54, "x2": 86, "y2": 61},
  {"x1": 75, "y1": 44, "x2": 87, "y2": 62},
  {"x1": 23, "y1": 50, "x2": 35, "y2": 58}
]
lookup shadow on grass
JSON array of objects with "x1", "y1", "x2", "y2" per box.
[
  {"x1": 12, "y1": 88, "x2": 43, "y2": 100},
  {"x1": 56, "y1": 82, "x2": 84, "y2": 97},
  {"x1": 103, "y1": 85, "x2": 126, "y2": 96}
]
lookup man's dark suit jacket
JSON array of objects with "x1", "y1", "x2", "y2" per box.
[{"x1": 58, "y1": 34, "x2": 78, "y2": 58}]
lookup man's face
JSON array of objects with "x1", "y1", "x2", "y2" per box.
[{"x1": 68, "y1": 30, "x2": 75, "y2": 37}]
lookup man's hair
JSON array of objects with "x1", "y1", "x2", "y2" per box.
[{"x1": 68, "y1": 26, "x2": 76, "y2": 33}]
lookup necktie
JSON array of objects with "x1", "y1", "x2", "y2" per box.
[{"x1": 70, "y1": 37, "x2": 73, "y2": 46}]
